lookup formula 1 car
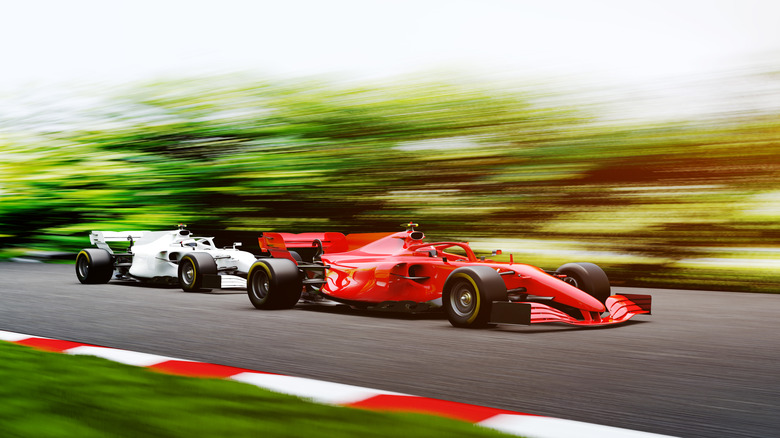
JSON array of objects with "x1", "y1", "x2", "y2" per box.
[
  {"x1": 76, "y1": 225, "x2": 257, "y2": 291},
  {"x1": 246, "y1": 223, "x2": 651, "y2": 328}
]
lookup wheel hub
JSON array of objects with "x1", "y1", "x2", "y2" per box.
[
  {"x1": 78, "y1": 258, "x2": 89, "y2": 277},
  {"x1": 183, "y1": 264, "x2": 195, "y2": 284},
  {"x1": 252, "y1": 272, "x2": 270, "y2": 300},
  {"x1": 450, "y1": 281, "x2": 477, "y2": 317}
]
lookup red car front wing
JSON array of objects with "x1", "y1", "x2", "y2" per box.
[{"x1": 490, "y1": 294, "x2": 652, "y2": 326}]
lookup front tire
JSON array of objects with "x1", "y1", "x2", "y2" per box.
[
  {"x1": 442, "y1": 266, "x2": 506, "y2": 328},
  {"x1": 75, "y1": 248, "x2": 114, "y2": 284},
  {"x1": 556, "y1": 262, "x2": 611, "y2": 304},
  {"x1": 179, "y1": 253, "x2": 218, "y2": 292},
  {"x1": 247, "y1": 258, "x2": 302, "y2": 309}
]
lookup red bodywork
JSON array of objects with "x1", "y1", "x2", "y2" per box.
[{"x1": 259, "y1": 228, "x2": 651, "y2": 326}]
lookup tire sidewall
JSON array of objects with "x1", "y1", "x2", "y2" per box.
[
  {"x1": 76, "y1": 248, "x2": 113, "y2": 284},
  {"x1": 178, "y1": 255, "x2": 199, "y2": 291},
  {"x1": 247, "y1": 261, "x2": 273, "y2": 308},
  {"x1": 247, "y1": 258, "x2": 302, "y2": 310},
  {"x1": 443, "y1": 266, "x2": 505, "y2": 328},
  {"x1": 75, "y1": 250, "x2": 91, "y2": 283},
  {"x1": 178, "y1": 252, "x2": 217, "y2": 292},
  {"x1": 443, "y1": 273, "x2": 483, "y2": 327}
]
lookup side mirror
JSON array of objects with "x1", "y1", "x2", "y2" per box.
[
  {"x1": 492, "y1": 249, "x2": 503, "y2": 256},
  {"x1": 233, "y1": 242, "x2": 242, "y2": 249}
]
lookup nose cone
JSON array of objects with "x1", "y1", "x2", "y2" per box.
[
  {"x1": 529, "y1": 269, "x2": 607, "y2": 312},
  {"x1": 559, "y1": 284, "x2": 607, "y2": 312}
]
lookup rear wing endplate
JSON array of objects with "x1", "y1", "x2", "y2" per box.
[{"x1": 258, "y1": 231, "x2": 396, "y2": 256}]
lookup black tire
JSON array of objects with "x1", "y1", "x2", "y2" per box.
[
  {"x1": 247, "y1": 258, "x2": 302, "y2": 309},
  {"x1": 442, "y1": 266, "x2": 506, "y2": 328},
  {"x1": 556, "y1": 262, "x2": 611, "y2": 304},
  {"x1": 179, "y1": 252, "x2": 218, "y2": 292},
  {"x1": 75, "y1": 248, "x2": 114, "y2": 284}
]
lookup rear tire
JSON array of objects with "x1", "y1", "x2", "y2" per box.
[
  {"x1": 179, "y1": 253, "x2": 218, "y2": 292},
  {"x1": 442, "y1": 266, "x2": 506, "y2": 328},
  {"x1": 247, "y1": 258, "x2": 302, "y2": 309},
  {"x1": 75, "y1": 249, "x2": 114, "y2": 284},
  {"x1": 556, "y1": 262, "x2": 611, "y2": 304}
]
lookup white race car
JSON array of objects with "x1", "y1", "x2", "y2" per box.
[{"x1": 75, "y1": 225, "x2": 257, "y2": 291}]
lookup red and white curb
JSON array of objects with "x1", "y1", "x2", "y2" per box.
[{"x1": 1, "y1": 330, "x2": 673, "y2": 438}]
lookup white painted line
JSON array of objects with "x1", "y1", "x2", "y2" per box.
[
  {"x1": 0, "y1": 330, "x2": 37, "y2": 342},
  {"x1": 479, "y1": 414, "x2": 677, "y2": 438},
  {"x1": 231, "y1": 372, "x2": 408, "y2": 405},
  {"x1": 65, "y1": 346, "x2": 190, "y2": 367}
]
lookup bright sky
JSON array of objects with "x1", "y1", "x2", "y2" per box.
[{"x1": 2, "y1": 0, "x2": 779, "y2": 91}]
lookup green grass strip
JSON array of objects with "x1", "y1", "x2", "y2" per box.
[{"x1": 0, "y1": 342, "x2": 517, "y2": 438}]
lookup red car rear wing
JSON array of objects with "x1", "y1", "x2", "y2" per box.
[{"x1": 259, "y1": 232, "x2": 395, "y2": 257}]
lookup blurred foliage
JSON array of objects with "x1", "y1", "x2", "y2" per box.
[{"x1": 1, "y1": 74, "x2": 779, "y2": 292}]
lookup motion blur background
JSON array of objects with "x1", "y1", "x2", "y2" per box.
[{"x1": 1, "y1": 0, "x2": 778, "y2": 291}]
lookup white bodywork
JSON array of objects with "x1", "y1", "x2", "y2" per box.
[{"x1": 89, "y1": 229, "x2": 256, "y2": 288}]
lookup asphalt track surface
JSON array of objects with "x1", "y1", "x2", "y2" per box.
[{"x1": 1, "y1": 263, "x2": 778, "y2": 438}]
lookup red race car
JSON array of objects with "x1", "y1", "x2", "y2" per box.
[{"x1": 246, "y1": 223, "x2": 651, "y2": 328}]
